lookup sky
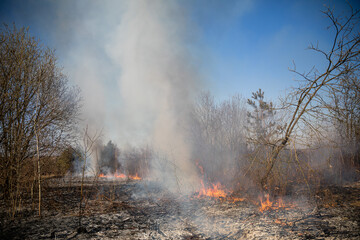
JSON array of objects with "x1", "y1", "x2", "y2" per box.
[
  {"x1": 0, "y1": 0, "x2": 359, "y2": 145},
  {"x1": 1, "y1": 0, "x2": 358, "y2": 99}
]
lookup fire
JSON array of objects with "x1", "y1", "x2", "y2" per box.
[
  {"x1": 197, "y1": 180, "x2": 227, "y2": 198},
  {"x1": 194, "y1": 161, "x2": 246, "y2": 201},
  {"x1": 97, "y1": 172, "x2": 141, "y2": 180},
  {"x1": 129, "y1": 173, "x2": 141, "y2": 180},
  {"x1": 258, "y1": 194, "x2": 295, "y2": 212},
  {"x1": 114, "y1": 172, "x2": 126, "y2": 179},
  {"x1": 195, "y1": 161, "x2": 231, "y2": 199},
  {"x1": 231, "y1": 197, "x2": 245, "y2": 203},
  {"x1": 259, "y1": 194, "x2": 273, "y2": 212},
  {"x1": 195, "y1": 181, "x2": 246, "y2": 202},
  {"x1": 277, "y1": 198, "x2": 285, "y2": 208}
]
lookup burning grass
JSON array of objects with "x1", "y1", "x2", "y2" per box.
[
  {"x1": 196, "y1": 181, "x2": 228, "y2": 198},
  {"x1": 194, "y1": 182, "x2": 295, "y2": 213},
  {"x1": 1, "y1": 177, "x2": 360, "y2": 239},
  {"x1": 98, "y1": 171, "x2": 142, "y2": 180},
  {"x1": 258, "y1": 194, "x2": 296, "y2": 212}
]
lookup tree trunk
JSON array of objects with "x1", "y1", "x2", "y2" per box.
[
  {"x1": 260, "y1": 137, "x2": 288, "y2": 190},
  {"x1": 35, "y1": 130, "x2": 41, "y2": 217}
]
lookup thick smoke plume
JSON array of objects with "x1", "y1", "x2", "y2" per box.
[
  {"x1": 107, "y1": 0, "x2": 201, "y2": 192},
  {"x1": 62, "y1": 0, "x2": 201, "y2": 192}
]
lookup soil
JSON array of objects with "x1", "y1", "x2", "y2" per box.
[{"x1": 1, "y1": 177, "x2": 359, "y2": 239}]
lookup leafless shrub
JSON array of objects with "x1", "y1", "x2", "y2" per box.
[
  {"x1": 260, "y1": 5, "x2": 360, "y2": 190},
  {"x1": 121, "y1": 145, "x2": 152, "y2": 178},
  {"x1": 0, "y1": 24, "x2": 80, "y2": 217},
  {"x1": 190, "y1": 92, "x2": 248, "y2": 186}
]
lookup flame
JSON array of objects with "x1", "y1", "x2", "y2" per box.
[
  {"x1": 231, "y1": 197, "x2": 245, "y2": 203},
  {"x1": 129, "y1": 173, "x2": 141, "y2": 180},
  {"x1": 197, "y1": 180, "x2": 227, "y2": 198},
  {"x1": 114, "y1": 172, "x2": 126, "y2": 178},
  {"x1": 258, "y1": 194, "x2": 295, "y2": 212},
  {"x1": 277, "y1": 198, "x2": 285, "y2": 208},
  {"x1": 259, "y1": 194, "x2": 273, "y2": 212},
  {"x1": 194, "y1": 161, "x2": 230, "y2": 199},
  {"x1": 98, "y1": 171, "x2": 141, "y2": 180},
  {"x1": 194, "y1": 161, "x2": 246, "y2": 201},
  {"x1": 196, "y1": 181, "x2": 246, "y2": 201}
]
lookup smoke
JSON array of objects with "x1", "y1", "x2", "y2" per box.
[
  {"x1": 108, "y1": 0, "x2": 201, "y2": 193},
  {"x1": 7, "y1": 0, "x2": 254, "y2": 193},
  {"x1": 59, "y1": 0, "x2": 202, "y2": 192}
]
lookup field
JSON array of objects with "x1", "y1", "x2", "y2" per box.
[{"x1": 1, "y1": 177, "x2": 360, "y2": 239}]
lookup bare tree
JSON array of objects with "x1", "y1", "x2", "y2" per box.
[
  {"x1": 0, "y1": 24, "x2": 80, "y2": 215},
  {"x1": 77, "y1": 126, "x2": 101, "y2": 232},
  {"x1": 191, "y1": 92, "x2": 247, "y2": 184},
  {"x1": 260, "y1": 6, "x2": 360, "y2": 189},
  {"x1": 33, "y1": 91, "x2": 42, "y2": 216},
  {"x1": 328, "y1": 73, "x2": 360, "y2": 141},
  {"x1": 321, "y1": 70, "x2": 360, "y2": 178}
]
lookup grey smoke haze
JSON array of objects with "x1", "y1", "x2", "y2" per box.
[
  {"x1": 0, "y1": 0, "x2": 253, "y2": 192},
  {"x1": 59, "y1": 0, "x2": 202, "y2": 191}
]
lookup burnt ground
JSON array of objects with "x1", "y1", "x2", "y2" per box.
[{"x1": 1, "y1": 178, "x2": 360, "y2": 240}]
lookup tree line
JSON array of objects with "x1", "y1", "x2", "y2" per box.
[{"x1": 0, "y1": 6, "x2": 359, "y2": 217}]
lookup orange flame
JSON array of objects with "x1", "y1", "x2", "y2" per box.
[
  {"x1": 114, "y1": 172, "x2": 126, "y2": 178},
  {"x1": 259, "y1": 195, "x2": 295, "y2": 212},
  {"x1": 277, "y1": 198, "x2": 285, "y2": 208},
  {"x1": 197, "y1": 180, "x2": 227, "y2": 198},
  {"x1": 231, "y1": 197, "x2": 245, "y2": 203},
  {"x1": 194, "y1": 161, "x2": 230, "y2": 199},
  {"x1": 129, "y1": 173, "x2": 141, "y2": 180},
  {"x1": 98, "y1": 171, "x2": 141, "y2": 180},
  {"x1": 259, "y1": 194, "x2": 273, "y2": 212}
]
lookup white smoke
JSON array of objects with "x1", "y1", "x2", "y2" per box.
[
  {"x1": 107, "y1": 1, "x2": 201, "y2": 192},
  {"x1": 62, "y1": 0, "x2": 202, "y2": 192}
]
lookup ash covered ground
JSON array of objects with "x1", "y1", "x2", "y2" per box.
[{"x1": 1, "y1": 178, "x2": 360, "y2": 240}]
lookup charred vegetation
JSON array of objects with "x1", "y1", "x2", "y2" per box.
[{"x1": 1, "y1": 4, "x2": 360, "y2": 240}]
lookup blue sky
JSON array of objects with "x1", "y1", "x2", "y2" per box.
[
  {"x1": 187, "y1": 0, "x2": 359, "y2": 100},
  {"x1": 1, "y1": 0, "x2": 358, "y2": 102}
]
